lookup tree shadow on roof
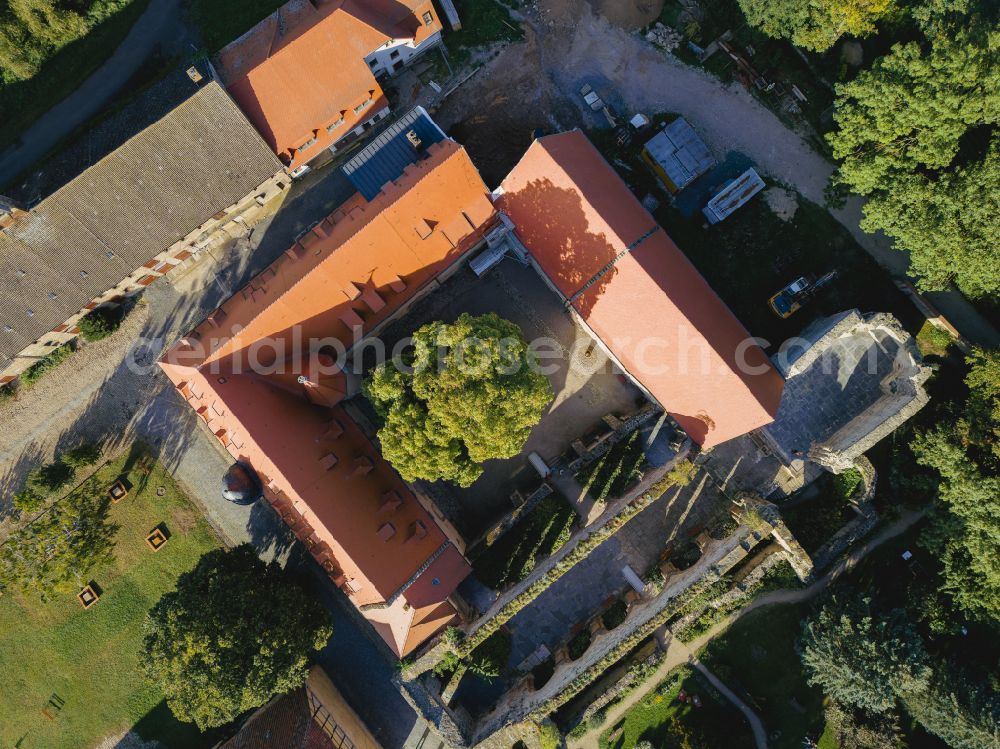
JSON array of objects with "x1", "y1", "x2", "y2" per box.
[{"x1": 499, "y1": 176, "x2": 620, "y2": 318}]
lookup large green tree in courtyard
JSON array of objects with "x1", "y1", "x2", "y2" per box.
[
  {"x1": 143, "y1": 545, "x2": 332, "y2": 729},
  {"x1": 737, "y1": 0, "x2": 893, "y2": 51},
  {"x1": 365, "y1": 313, "x2": 553, "y2": 487},
  {"x1": 827, "y1": 29, "x2": 1000, "y2": 296}
]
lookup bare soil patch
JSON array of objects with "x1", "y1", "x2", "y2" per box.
[{"x1": 436, "y1": 30, "x2": 580, "y2": 186}]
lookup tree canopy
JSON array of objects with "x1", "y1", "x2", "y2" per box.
[
  {"x1": 800, "y1": 592, "x2": 928, "y2": 712},
  {"x1": 736, "y1": 0, "x2": 893, "y2": 51},
  {"x1": 911, "y1": 348, "x2": 1000, "y2": 622},
  {"x1": 827, "y1": 30, "x2": 1000, "y2": 296},
  {"x1": 800, "y1": 590, "x2": 1000, "y2": 749},
  {"x1": 365, "y1": 313, "x2": 553, "y2": 487},
  {"x1": 143, "y1": 545, "x2": 332, "y2": 729},
  {"x1": 0, "y1": 484, "x2": 118, "y2": 597}
]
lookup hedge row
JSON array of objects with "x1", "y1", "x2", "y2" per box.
[{"x1": 455, "y1": 466, "x2": 693, "y2": 660}]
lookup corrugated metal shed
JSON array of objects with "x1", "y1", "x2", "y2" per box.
[
  {"x1": 641, "y1": 117, "x2": 715, "y2": 193},
  {"x1": 703, "y1": 167, "x2": 765, "y2": 224},
  {"x1": 342, "y1": 107, "x2": 446, "y2": 200}
]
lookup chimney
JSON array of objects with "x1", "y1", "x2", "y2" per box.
[{"x1": 0, "y1": 195, "x2": 27, "y2": 230}]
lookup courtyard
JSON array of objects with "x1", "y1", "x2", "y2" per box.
[
  {"x1": 364, "y1": 259, "x2": 645, "y2": 539},
  {"x1": 449, "y1": 469, "x2": 731, "y2": 719}
]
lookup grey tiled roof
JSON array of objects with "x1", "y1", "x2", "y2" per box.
[{"x1": 0, "y1": 67, "x2": 283, "y2": 364}]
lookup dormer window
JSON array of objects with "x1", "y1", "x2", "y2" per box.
[
  {"x1": 298, "y1": 136, "x2": 318, "y2": 152},
  {"x1": 353, "y1": 97, "x2": 373, "y2": 115},
  {"x1": 326, "y1": 117, "x2": 344, "y2": 133},
  {"x1": 423, "y1": 11, "x2": 433, "y2": 24}
]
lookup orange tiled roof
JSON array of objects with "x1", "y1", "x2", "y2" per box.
[
  {"x1": 159, "y1": 139, "x2": 494, "y2": 656},
  {"x1": 499, "y1": 131, "x2": 784, "y2": 448},
  {"x1": 214, "y1": 0, "x2": 442, "y2": 168}
]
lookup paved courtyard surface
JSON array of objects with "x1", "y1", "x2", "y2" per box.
[
  {"x1": 453, "y1": 470, "x2": 727, "y2": 716},
  {"x1": 372, "y1": 259, "x2": 643, "y2": 538}
]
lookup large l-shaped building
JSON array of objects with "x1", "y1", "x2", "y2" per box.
[{"x1": 159, "y1": 111, "x2": 783, "y2": 656}]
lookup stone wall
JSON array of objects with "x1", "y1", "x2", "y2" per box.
[{"x1": 470, "y1": 525, "x2": 769, "y2": 743}]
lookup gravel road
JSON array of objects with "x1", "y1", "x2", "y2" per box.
[{"x1": 444, "y1": 0, "x2": 998, "y2": 346}]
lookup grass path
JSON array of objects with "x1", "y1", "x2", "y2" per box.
[{"x1": 570, "y1": 508, "x2": 929, "y2": 749}]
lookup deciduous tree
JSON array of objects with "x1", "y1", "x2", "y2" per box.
[
  {"x1": 0, "y1": 485, "x2": 118, "y2": 596},
  {"x1": 143, "y1": 545, "x2": 332, "y2": 729},
  {"x1": 365, "y1": 313, "x2": 553, "y2": 487},
  {"x1": 737, "y1": 0, "x2": 893, "y2": 51},
  {"x1": 827, "y1": 30, "x2": 1000, "y2": 295}
]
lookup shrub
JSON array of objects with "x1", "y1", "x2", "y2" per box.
[
  {"x1": 63, "y1": 442, "x2": 103, "y2": 469},
  {"x1": 536, "y1": 721, "x2": 562, "y2": 749},
  {"x1": 915, "y1": 320, "x2": 953, "y2": 358},
  {"x1": 20, "y1": 343, "x2": 74, "y2": 387},
  {"x1": 833, "y1": 468, "x2": 864, "y2": 500},
  {"x1": 532, "y1": 658, "x2": 555, "y2": 689},
  {"x1": 466, "y1": 629, "x2": 511, "y2": 679},
  {"x1": 78, "y1": 306, "x2": 123, "y2": 342},
  {"x1": 442, "y1": 625, "x2": 464, "y2": 648},
  {"x1": 567, "y1": 629, "x2": 592, "y2": 660},
  {"x1": 0, "y1": 382, "x2": 15, "y2": 402},
  {"x1": 432, "y1": 649, "x2": 461, "y2": 677},
  {"x1": 601, "y1": 599, "x2": 628, "y2": 630},
  {"x1": 30, "y1": 460, "x2": 75, "y2": 492}
]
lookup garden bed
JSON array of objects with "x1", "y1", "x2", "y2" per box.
[
  {"x1": 472, "y1": 493, "x2": 577, "y2": 590},
  {"x1": 601, "y1": 599, "x2": 628, "y2": 631},
  {"x1": 567, "y1": 629, "x2": 592, "y2": 661},
  {"x1": 575, "y1": 430, "x2": 647, "y2": 503}
]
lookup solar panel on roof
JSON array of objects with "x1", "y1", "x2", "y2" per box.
[{"x1": 342, "y1": 106, "x2": 447, "y2": 200}]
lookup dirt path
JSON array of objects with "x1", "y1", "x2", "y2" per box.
[
  {"x1": 569, "y1": 507, "x2": 928, "y2": 749},
  {"x1": 0, "y1": 0, "x2": 192, "y2": 186}
]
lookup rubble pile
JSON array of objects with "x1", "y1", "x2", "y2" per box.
[{"x1": 645, "y1": 23, "x2": 683, "y2": 53}]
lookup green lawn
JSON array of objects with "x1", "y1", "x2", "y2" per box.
[
  {"x1": 0, "y1": 0, "x2": 151, "y2": 154},
  {"x1": 599, "y1": 665, "x2": 756, "y2": 749},
  {"x1": 0, "y1": 447, "x2": 222, "y2": 749},
  {"x1": 472, "y1": 493, "x2": 577, "y2": 590},
  {"x1": 697, "y1": 604, "x2": 825, "y2": 749}
]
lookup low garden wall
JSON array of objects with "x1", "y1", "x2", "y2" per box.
[{"x1": 471, "y1": 525, "x2": 769, "y2": 743}]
